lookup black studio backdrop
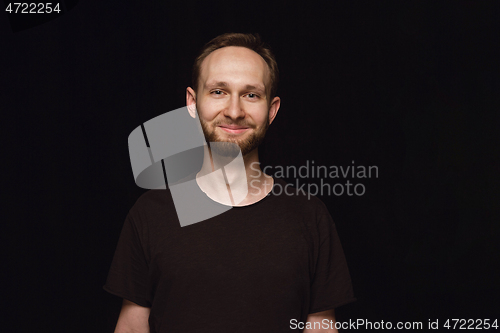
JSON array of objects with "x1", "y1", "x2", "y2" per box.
[{"x1": 2, "y1": 1, "x2": 499, "y2": 332}]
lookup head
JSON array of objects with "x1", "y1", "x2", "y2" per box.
[{"x1": 186, "y1": 33, "x2": 280, "y2": 157}]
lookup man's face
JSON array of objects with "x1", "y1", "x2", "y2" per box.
[{"x1": 188, "y1": 46, "x2": 279, "y2": 156}]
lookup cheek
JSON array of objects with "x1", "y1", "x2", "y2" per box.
[
  {"x1": 250, "y1": 107, "x2": 269, "y2": 126},
  {"x1": 197, "y1": 100, "x2": 220, "y2": 122}
]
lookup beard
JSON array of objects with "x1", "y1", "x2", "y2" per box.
[{"x1": 198, "y1": 114, "x2": 269, "y2": 157}]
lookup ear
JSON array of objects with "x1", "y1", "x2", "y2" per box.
[
  {"x1": 267, "y1": 96, "x2": 281, "y2": 125},
  {"x1": 186, "y1": 87, "x2": 197, "y2": 118}
]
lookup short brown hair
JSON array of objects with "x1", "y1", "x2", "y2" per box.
[{"x1": 192, "y1": 32, "x2": 279, "y2": 100}]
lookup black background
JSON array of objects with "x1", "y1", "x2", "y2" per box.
[{"x1": 2, "y1": 1, "x2": 499, "y2": 332}]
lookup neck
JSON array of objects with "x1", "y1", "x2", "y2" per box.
[{"x1": 196, "y1": 143, "x2": 273, "y2": 206}]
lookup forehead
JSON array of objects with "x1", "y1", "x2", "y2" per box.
[{"x1": 199, "y1": 46, "x2": 270, "y2": 90}]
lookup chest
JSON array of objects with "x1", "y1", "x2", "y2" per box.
[{"x1": 149, "y1": 213, "x2": 314, "y2": 292}]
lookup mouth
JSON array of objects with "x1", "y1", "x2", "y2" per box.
[{"x1": 217, "y1": 125, "x2": 250, "y2": 134}]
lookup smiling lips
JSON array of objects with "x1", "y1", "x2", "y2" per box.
[{"x1": 218, "y1": 124, "x2": 249, "y2": 134}]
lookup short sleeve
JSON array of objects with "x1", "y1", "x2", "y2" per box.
[
  {"x1": 103, "y1": 207, "x2": 152, "y2": 307},
  {"x1": 309, "y1": 204, "x2": 356, "y2": 313}
]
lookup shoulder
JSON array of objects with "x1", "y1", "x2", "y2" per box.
[
  {"x1": 270, "y1": 178, "x2": 337, "y2": 249},
  {"x1": 129, "y1": 186, "x2": 182, "y2": 211},
  {"x1": 134, "y1": 189, "x2": 173, "y2": 208},
  {"x1": 271, "y1": 177, "x2": 332, "y2": 223},
  {"x1": 126, "y1": 188, "x2": 178, "y2": 228}
]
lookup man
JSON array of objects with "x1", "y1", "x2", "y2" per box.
[{"x1": 104, "y1": 33, "x2": 355, "y2": 333}]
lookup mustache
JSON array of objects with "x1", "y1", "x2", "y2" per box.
[{"x1": 212, "y1": 120, "x2": 254, "y2": 128}]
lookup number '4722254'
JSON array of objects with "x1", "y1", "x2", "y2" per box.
[
  {"x1": 5, "y1": 3, "x2": 61, "y2": 14},
  {"x1": 443, "y1": 319, "x2": 498, "y2": 330}
]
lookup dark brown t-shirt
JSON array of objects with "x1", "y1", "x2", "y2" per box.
[{"x1": 104, "y1": 177, "x2": 355, "y2": 332}]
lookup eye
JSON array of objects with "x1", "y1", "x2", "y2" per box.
[
  {"x1": 211, "y1": 90, "x2": 224, "y2": 95},
  {"x1": 247, "y1": 93, "x2": 259, "y2": 99}
]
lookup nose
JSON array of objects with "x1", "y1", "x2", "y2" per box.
[{"x1": 222, "y1": 95, "x2": 246, "y2": 121}]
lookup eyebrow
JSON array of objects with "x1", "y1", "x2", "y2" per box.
[{"x1": 205, "y1": 81, "x2": 266, "y2": 95}]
